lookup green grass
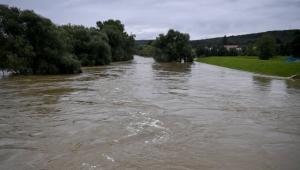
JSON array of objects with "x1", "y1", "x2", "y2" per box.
[{"x1": 195, "y1": 56, "x2": 300, "y2": 77}]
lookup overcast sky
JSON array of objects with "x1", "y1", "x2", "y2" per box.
[{"x1": 1, "y1": 0, "x2": 300, "y2": 40}]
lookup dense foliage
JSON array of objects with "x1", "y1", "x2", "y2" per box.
[
  {"x1": 60, "y1": 25, "x2": 112, "y2": 66},
  {"x1": 153, "y1": 29, "x2": 193, "y2": 62},
  {"x1": 0, "y1": 5, "x2": 135, "y2": 75},
  {"x1": 0, "y1": 5, "x2": 81, "y2": 74},
  {"x1": 97, "y1": 20, "x2": 135, "y2": 62}
]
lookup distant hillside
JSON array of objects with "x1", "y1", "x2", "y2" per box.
[
  {"x1": 136, "y1": 30, "x2": 300, "y2": 47},
  {"x1": 190, "y1": 29, "x2": 300, "y2": 48}
]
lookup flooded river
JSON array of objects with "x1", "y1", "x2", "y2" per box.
[{"x1": 1, "y1": 56, "x2": 300, "y2": 170}]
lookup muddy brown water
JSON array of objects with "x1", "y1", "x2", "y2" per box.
[{"x1": 0, "y1": 56, "x2": 300, "y2": 170}]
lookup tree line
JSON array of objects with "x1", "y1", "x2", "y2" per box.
[
  {"x1": 194, "y1": 33, "x2": 300, "y2": 60},
  {"x1": 0, "y1": 5, "x2": 135, "y2": 75},
  {"x1": 1, "y1": 5, "x2": 300, "y2": 75},
  {"x1": 136, "y1": 30, "x2": 300, "y2": 61}
]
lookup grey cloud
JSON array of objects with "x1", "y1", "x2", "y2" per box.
[{"x1": 1, "y1": 0, "x2": 299, "y2": 40}]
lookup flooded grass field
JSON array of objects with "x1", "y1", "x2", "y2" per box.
[{"x1": 1, "y1": 56, "x2": 300, "y2": 170}]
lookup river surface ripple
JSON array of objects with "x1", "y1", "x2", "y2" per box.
[{"x1": 1, "y1": 56, "x2": 300, "y2": 170}]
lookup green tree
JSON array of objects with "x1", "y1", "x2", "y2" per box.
[
  {"x1": 153, "y1": 29, "x2": 193, "y2": 62},
  {"x1": 256, "y1": 35, "x2": 276, "y2": 60},
  {"x1": 0, "y1": 5, "x2": 81, "y2": 74},
  {"x1": 97, "y1": 20, "x2": 135, "y2": 62},
  {"x1": 60, "y1": 25, "x2": 112, "y2": 66},
  {"x1": 0, "y1": 6, "x2": 135, "y2": 75}
]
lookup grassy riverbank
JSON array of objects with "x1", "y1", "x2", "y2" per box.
[{"x1": 195, "y1": 56, "x2": 300, "y2": 77}]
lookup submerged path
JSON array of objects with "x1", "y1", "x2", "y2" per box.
[{"x1": 0, "y1": 56, "x2": 300, "y2": 170}]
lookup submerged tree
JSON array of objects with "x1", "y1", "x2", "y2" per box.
[
  {"x1": 256, "y1": 35, "x2": 276, "y2": 60},
  {"x1": 153, "y1": 29, "x2": 193, "y2": 62}
]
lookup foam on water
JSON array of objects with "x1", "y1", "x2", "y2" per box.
[
  {"x1": 102, "y1": 154, "x2": 115, "y2": 162},
  {"x1": 81, "y1": 162, "x2": 99, "y2": 170},
  {"x1": 2, "y1": 56, "x2": 300, "y2": 170},
  {"x1": 126, "y1": 111, "x2": 170, "y2": 144}
]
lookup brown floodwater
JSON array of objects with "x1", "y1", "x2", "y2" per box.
[{"x1": 1, "y1": 56, "x2": 300, "y2": 170}]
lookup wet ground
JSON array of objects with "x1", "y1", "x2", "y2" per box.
[{"x1": 0, "y1": 56, "x2": 300, "y2": 170}]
